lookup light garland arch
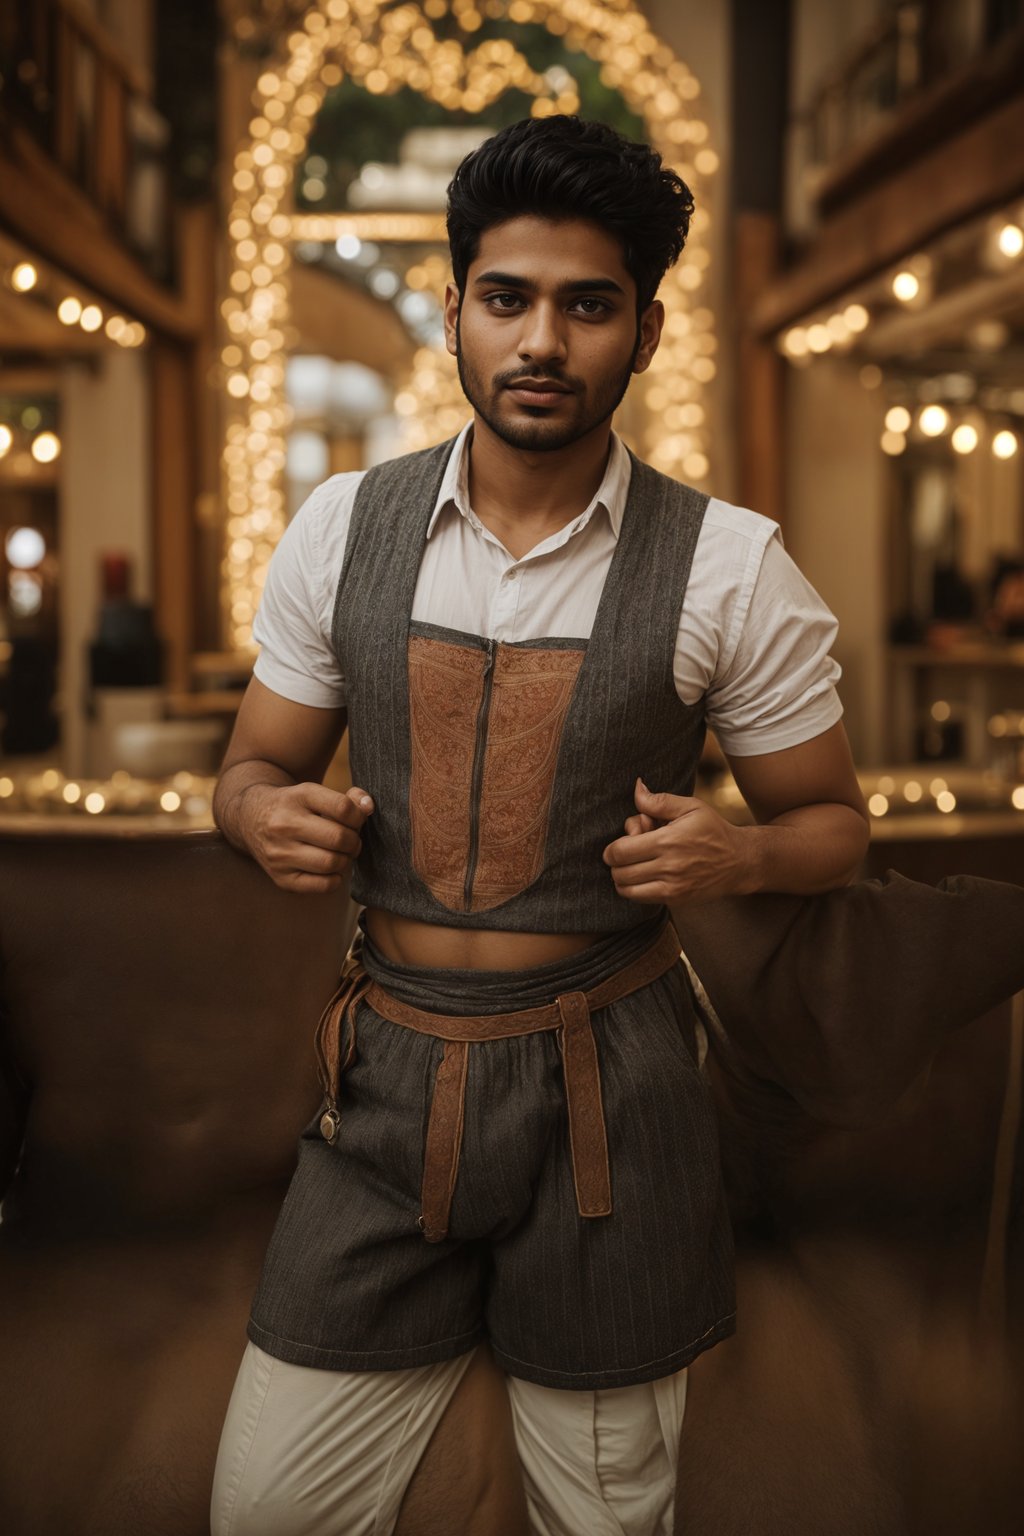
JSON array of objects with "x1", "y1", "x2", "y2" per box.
[{"x1": 221, "y1": 0, "x2": 719, "y2": 648}]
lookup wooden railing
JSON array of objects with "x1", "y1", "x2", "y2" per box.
[
  {"x1": 0, "y1": 0, "x2": 174, "y2": 282},
  {"x1": 798, "y1": 0, "x2": 1024, "y2": 211}
]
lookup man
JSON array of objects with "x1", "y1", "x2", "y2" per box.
[{"x1": 210, "y1": 116, "x2": 870, "y2": 1536}]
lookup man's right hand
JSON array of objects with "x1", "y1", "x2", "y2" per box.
[{"x1": 240, "y1": 781, "x2": 374, "y2": 894}]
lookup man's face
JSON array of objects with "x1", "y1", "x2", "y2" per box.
[{"x1": 444, "y1": 215, "x2": 663, "y2": 453}]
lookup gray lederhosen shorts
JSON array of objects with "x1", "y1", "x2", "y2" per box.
[{"x1": 247, "y1": 916, "x2": 736, "y2": 1391}]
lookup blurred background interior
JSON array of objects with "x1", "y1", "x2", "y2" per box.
[{"x1": 1, "y1": 0, "x2": 1023, "y2": 884}]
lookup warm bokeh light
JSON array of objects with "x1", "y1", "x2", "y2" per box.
[
  {"x1": 0, "y1": 424, "x2": 12, "y2": 458},
  {"x1": 936, "y1": 791, "x2": 957, "y2": 814},
  {"x1": 997, "y1": 223, "x2": 1024, "y2": 258},
  {"x1": 1012, "y1": 786, "x2": 1024, "y2": 811},
  {"x1": 31, "y1": 432, "x2": 61, "y2": 464},
  {"x1": 806, "y1": 323, "x2": 831, "y2": 353},
  {"x1": 951, "y1": 423, "x2": 978, "y2": 454},
  {"x1": 57, "y1": 296, "x2": 82, "y2": 324},
  {"x1": 80, "y1": 304, "x2": 103, "y2": 332},
  {"x1": 885, "y1": 406, "x2": 911, "y2": 433},
  {"x1": 919, "y1": 404, "x2": 950, "y2": 436},
  {"x1": 880, "y1": 430, "x2": 906, "y2": 455},
  {"x1": 11, "y1": 262, "x2": 38, "y2": 292},
  {"x1": 892, "y1": 270, "x2": 919, "y2": 301},
  {"x1": 843, "y1": 303, "x2": 869, "y2": 331},
  {"x1": 993, "y1": 429, "x2": 1019, "y2": 459},
  {"x1": 903, "y1": 780, "x2": 923, "y2": 802},
  {"x1": 84, "y1": 792, "x2": 106, "y2": 815},
  {"x1": 4, "y1": 526, "x2": 46, "y2": 568},
  {"x1": 868, "y1": 794, "x2": 889, "y2": 816}
]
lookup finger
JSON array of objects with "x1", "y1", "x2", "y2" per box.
[
  {"x1": 611, "y1": 861, "x2": 671, "y2": 889},
  {"x1": 270, "y1": 810, "x2": 363, "y2": 858},
  {"x1": 603, "y1": 828, "x2": 664, "y2": 867},
  {"x1": 616, "y1": 879, "x2": 670, "y2": 903},
  {"x1": 281, "y1": 841, "x2": 359, "y2": 877},
  {"x1": 297, "y1": 782, "x2": 374, "y2": 826},
  {"x1": 279, "y1": 870, "x2": 345, "y2": 895},
  {"x1": 623, "y1": 813, "x2": 657, "y2": 836},
  {"x1": 634, "y1": 780, "x2": 700, "y2": 820}
]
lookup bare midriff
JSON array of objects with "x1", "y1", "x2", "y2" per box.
[{"x1": 365, "y1": 908, "x2": 604, "y2": 971}]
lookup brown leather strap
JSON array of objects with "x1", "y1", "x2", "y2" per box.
[
  {"x1": 313, "y1": 948, "x2": 372, "y2": 1143},
  {"x1": 317, "y1": 922, "x2": 681, "y2": 1235},
  {"x1": 558, "y1": 991, "x2": 612, "y2": 1218},
  {"x1": 364, "y1": 923, "x2": 682, "y2": 1041},
  {"x1": 420, "y1": 1041, "x2": 470, "y2": 1243}
]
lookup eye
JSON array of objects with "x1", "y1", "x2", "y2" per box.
[
  {"x1": 571, "y1": 297, "x2": 611, "y2": 317},
  {"x1": 486, "y1": 292, "x2": 524, "y2": 311}
]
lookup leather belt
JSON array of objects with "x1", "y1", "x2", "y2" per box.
[{"x1": 314, "y1": 923, "x2": 682, "y2": 1243}]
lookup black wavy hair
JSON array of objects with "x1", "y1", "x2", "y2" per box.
[{"x1": 446, "y1": 115, "x2": 695, "y2": 311}]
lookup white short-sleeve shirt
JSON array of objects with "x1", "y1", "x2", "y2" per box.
[{"x1": 253, "y1": 425, "x2": 843, "y2": 757}]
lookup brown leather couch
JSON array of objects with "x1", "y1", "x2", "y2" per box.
[
  {"x1": 0, "y1": 828, "x2": 353, "y2": 1536},
  {"x1": 1, "y1": 830, "x2": 1023, "y2": 1535}
]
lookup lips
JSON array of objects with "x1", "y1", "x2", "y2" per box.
[{"x1": 505, "y1": 380, "x2": 573, "y2": 406}]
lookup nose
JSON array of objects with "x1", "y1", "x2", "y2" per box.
[{"x1": 516, "y1": 301, "x2": 568, "y2": 367}]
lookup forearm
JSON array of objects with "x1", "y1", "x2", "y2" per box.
[
  {"x1": 212, "y1": 758, "x2": 296, "y2": 854},
  {"x1": 744, "y1": 802, "x2": 870, "y2": 895}
]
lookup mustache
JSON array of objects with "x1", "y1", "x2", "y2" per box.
[{"x1": 495, "y1": 367, "x2": 584, "y2": 392}]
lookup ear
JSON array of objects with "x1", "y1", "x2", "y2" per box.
[
  {"x1": 632, "y1": 298, "x2": 665, "y2": 375},
  {"x1": 443, "y1": 282, "x2": 461, "y2": 358}
]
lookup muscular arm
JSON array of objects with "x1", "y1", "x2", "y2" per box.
[
  {"x1": 213, "y1": 677, "x2": 373, "y2": 894},
  {"x1": 603, "y1": 720, "x2": 870, "y2": 902}
]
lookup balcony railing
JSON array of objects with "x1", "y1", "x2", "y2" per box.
[
  {"x1": 0, "y1": 0, "x2": 174, "y2": 283},
  {"x1": 796, "y1": 0, "x2": 1024, "y2": 218}
]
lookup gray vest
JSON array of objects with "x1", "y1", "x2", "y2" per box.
[{"x1": 331, "y1": 438, "x2": 710, "y2": 933}]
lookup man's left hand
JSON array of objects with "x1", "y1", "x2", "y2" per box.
[{"x1": 602, "y1": 778, "x2": 761, "y2": 904}]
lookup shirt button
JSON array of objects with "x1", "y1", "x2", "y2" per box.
[{"x1": 504, "y1": 569, "x2": 518, "y2": 582}]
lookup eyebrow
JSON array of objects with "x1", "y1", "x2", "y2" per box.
[{"x1": 473, "y1": 270, "x2": 626, "y2": 297}]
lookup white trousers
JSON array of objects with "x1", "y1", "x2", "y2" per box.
[{"x1": 211, "y1": 1342, "x2": 687, "y2": 1536}]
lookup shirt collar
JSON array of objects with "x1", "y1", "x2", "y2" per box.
[{"x1": 425, "y1": 422, "x2": 632, "y2": 541}]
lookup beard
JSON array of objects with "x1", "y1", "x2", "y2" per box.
[{"x1": 455, "y1": 316, "x2": 638, "y2": 453}]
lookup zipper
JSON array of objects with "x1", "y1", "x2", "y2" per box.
[{"x1": 463, "y1": 638, "x2": 497, "y2": 911}]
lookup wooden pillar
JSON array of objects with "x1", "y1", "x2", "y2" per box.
[
  {"x1": 729, "y1": 0, "x2": 790, "y2": 530},
  {"x1": 734, "y1": 212, "x2": 785, "y2": 529}
]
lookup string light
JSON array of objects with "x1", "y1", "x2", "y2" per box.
[
  {"x1": 11, "y1": 262, "x2": 37, "y2": 292},
  {"x1": 0, "y1": 771, "x2": 215, "y2": 824},
  {"x1": 951, "y1": 423, "x2": 978, "y2": 454},
  {"x1": 919, "y1": 404, "x2": 949, "y2": 436},
  {"x1": 221, "y1": 0, "x2": 719, "y2": 649},
  {"x1": 993, "y1": 429, "x2": 1019, "y2": 459},
  {"x1": 892, "y1": 270, "x2": 920, "y2": 302}
]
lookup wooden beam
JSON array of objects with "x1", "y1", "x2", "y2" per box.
[
  {"x1": 289, "y1": 261, "x2": 413, "y2": 376},
  {"x1": 751, "y1": 94, "x2": 1024, "y2": 336},
  {"x1": 734, "y1": 211, "x2": 786, "y2": 532},
  {"x1": 0, "y1": 124, "x2": 206, "y2": 340}
]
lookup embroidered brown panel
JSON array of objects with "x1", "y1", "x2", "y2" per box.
[{"x1": 407, "y1": 634, "x2": 585, "y2": 914}]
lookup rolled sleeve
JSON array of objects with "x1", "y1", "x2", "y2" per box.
[
  {"x1": 707, "y1": 531, "x2": 844, "y2": 757},
  {"x1": 251, "y1": 481, "x2": 349, "y2": 708}
]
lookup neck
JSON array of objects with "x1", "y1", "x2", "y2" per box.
[{"x1": 466, "y1": 415, "x2": 613, "y2": 540}]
